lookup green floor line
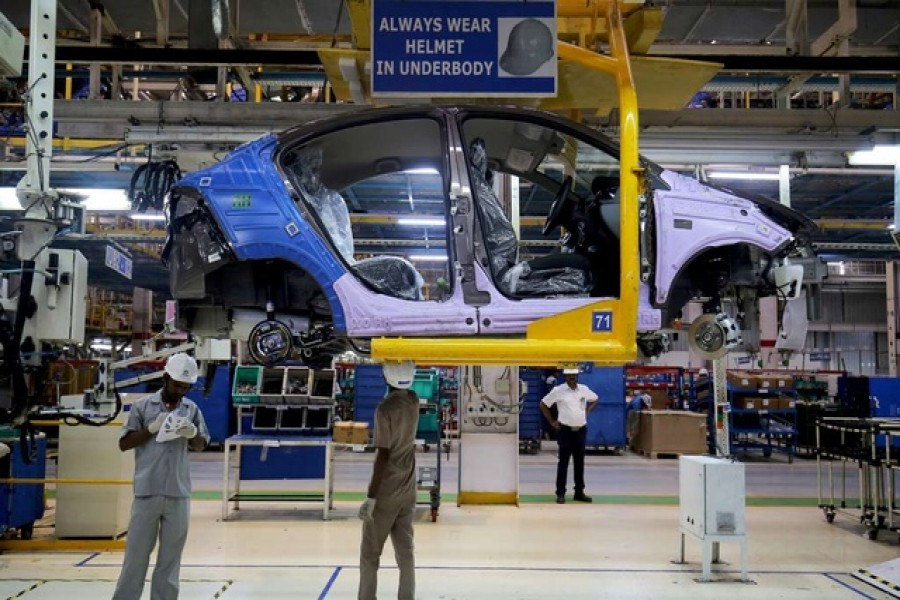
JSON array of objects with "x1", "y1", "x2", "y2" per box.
[
  {"x1": 185, "y1": 490, "x2": 838, "y2": 506},
  {"x1": 44, "y1": 488, "x2": 844, "y2": 507}
]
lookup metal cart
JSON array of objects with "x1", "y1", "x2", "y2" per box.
[
  {"x1": 416, "y1": 403, "x2": 442, "y2": 522},
  {"x1": 817, "y1": 417, "x2": 900, "y2": 541}
]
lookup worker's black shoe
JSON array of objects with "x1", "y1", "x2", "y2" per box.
[
  {"x1": 555, "y1": 495, "x2": 565, "y2": 504},
  {"x1": 573, "y1": 493, "x2": 593, "y2": 503}
]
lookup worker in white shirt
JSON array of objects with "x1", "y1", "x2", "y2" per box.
[
  {"x1": 358, "y1": 361, "x2": 420, "y2": 600},
  {"x1": 540, "y1": 367, "x2": 599, "y2": 504}
]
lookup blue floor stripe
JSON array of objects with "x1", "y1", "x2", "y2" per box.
[
  {"x1": 73, "y1": 552, "x2": 99, "y2": 567},
  {"x1": 823, "y1": 572, "x2": 876, "y2": 600},
  {"x1": 317, "y1": 566, "x2": 342, "y2": 599}
]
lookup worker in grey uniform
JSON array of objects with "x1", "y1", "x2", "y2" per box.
[
  {"x1": 358, "y1": 360, "x2": 419, "y2": 600},
  {"x1": 113, "y1": 353, "x2": 209, "y2": 600}
]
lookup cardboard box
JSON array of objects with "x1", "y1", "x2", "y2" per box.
[
  {"x1": 333, "y1": 421, "x2": 369, "y2": 445},
  {"x1": 633, "y1": 411, "x2": 707, "y2": 456},
  {"x1": 726, "y1": 371, "x2": 754, "y2": 389}
]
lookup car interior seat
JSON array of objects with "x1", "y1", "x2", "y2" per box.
[
  {"x1": 468, "y1": 138, "x2": 591, "y2": 296},
  {"x1": 291, "y1": 146, "x2": 425, "y2": 301}
]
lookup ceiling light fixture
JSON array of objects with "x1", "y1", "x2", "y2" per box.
[
  {"x1": 404, "y1": 168, "x2": 440, "y2": 175},
  {"x1": 397, "y1": 218, "x2": 446, "y2": 227},
  {"x1": 0, "y1": 187, "x2": 132, "y2": 211},
  {"x1": 129, "y1": 213, "x2": 166, "y2": 221},
  {"x1": 408, "y1": 254, "x2": 448, "y2": 262},
  {"x1": 847, "y1": 145, "x2": 900, "y2": 166},
  {"x1": 707, "y1": 171, "x2": 781, "y2": 181}
]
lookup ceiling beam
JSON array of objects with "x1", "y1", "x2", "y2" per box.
[
  {"x1": 293, "y1": 0, "x2": 314, "y2": 35},
  {"x1": 152, "y1": 0, "x2": 170, "y2": 47}
]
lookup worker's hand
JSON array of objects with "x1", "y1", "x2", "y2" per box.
[
  {"x1": 358, "y1": 498, "x2": 377, "y2": 522},
  {"x1": 0, "y1": 442, "x2": 9, "y2": 460},
  {"x1": 147, "y1": 412, "x2": 167, "y2": 435},
  {"x1": 176, "y1": 421, "x2": 198, "y2": 439},
  {"x1": 551, "y1": 420, "x2": 561, "y2": 431}
]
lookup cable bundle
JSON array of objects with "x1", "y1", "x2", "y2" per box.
[{"x1": 129, "y1": 159, "x2": 182, "y2": 212}]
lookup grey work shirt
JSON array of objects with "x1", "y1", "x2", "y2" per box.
[
  {"x1": 373, "y1": 389, "x2": 419, "y2": 503},
  {"x1": 121, "y1": 390, "x2": 210, "y2": 498}
]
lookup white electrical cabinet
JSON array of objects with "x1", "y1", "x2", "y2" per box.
[
  {"x1": 677, "y1": 455, "x2": 749, "y2": 582},
  {"x1": 32, "y1": 249, "x2": 88, "y2": 344},
  {"x1": 679, "y1": 455, "x2": 745, "y2": 538},
  {"x1": 55, "y1": 411, "x2": 134, "y2": 538}
]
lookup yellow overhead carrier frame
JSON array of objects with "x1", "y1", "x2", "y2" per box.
[{"x1": 369, "y1": 1, "x2": 643, "y2": 366}]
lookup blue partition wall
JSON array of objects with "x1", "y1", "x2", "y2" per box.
[{"x1": 578, "y1": 366, "x2": 626, "y2": 450}]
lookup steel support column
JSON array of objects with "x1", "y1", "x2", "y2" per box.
[{"x1": 887, "y1": 262, "x2": 899, "y2": 377}]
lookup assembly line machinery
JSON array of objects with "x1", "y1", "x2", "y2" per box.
[{"x1": 817, "y1": 417, "x2": 900, "y2": 542}]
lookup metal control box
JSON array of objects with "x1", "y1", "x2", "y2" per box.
[{"x1": 679, "y1": 455, "x2": 745, "y2": 539}]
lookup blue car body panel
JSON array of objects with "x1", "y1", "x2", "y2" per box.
[{"x1": 178, "y1": 135, "x2": 350, "y2": 332}]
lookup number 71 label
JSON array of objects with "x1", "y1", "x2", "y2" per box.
[{"x1": 592, "y1": 311, "x2": 613, "y2": 332}]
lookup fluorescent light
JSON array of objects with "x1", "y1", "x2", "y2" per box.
[
  {"x1": 848, "y1": 145, "x2": 900, "y2": 166},
  {"x1": 404, "y1": 168, "x2": 439, "y2": 175},
  {"x1": 130, "y1": 213, "x2": 166, "y2": 221},
  {"x1": 0, "y1": 187, "x2": 132, "y2": 211},
  {"x1": 60, "y1": 188, "x2": 131, "y2": 211},
  {"x1": 0, "y1": 188, "x2": 21, "y2": 210},
  {"x1": 707, "y1": 171, "x2": 780, "y2": 181},
  {"x1": 408, "y1": 254, "x2": 448, "y2": 262},
  {"x1": 397, "y1": 218, "x2": 446, "y2": 227}
]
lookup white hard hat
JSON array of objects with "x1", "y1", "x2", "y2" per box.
[
  {"x1": 383, "y1": 361, "x2": 415, "y2": 389},
  {"x1": 563, "y1": 367, "x2": 580, "y2": 375},
  {"x1": 164, "y1": 353, "x2": 199, "y2": 384},
  {"x1": 698, "y1": 368, "x2": 709, "y2": 376}
]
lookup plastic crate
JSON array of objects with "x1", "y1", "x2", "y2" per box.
[
  {"x1": 411, "y1": 369, "x2": 439, "y2": 402},
  {"x1": 232, "y1": 365, "x2": 263, "y2": 404},
  {"x1": 259, "y1": 367, "x2": 285, "y2": 406},
  {"x1": 283, "y1": 367, "x2": 311, "y2": 406},
  {"x1": 310, "y1": 369, "x2": 336, "y2": 405}
]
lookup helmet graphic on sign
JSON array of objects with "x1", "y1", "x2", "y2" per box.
[{"x1": 500, "y1": 18, "x2": 555, "y2": 76}]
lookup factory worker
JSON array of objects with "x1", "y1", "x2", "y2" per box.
[
  {"x1": 358, "y1": 361, "x2": 419, "y2": 600},
  {"x1": 113, "y1": 353, "x2": 209, "y2": 600},
  {"x1": 540, "y1": 366, "x2": 598, "y2": 504}
]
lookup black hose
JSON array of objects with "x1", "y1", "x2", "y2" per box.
[{"x1": 128, "y1": 159, "x2": 182, "y2": 212}]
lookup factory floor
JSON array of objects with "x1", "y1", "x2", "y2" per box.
[{"x1": 4, "y1": 446, "x2": 900, "y2": 599}]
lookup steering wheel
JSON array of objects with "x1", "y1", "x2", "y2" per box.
[{"x1": 542, "y1": 175, "x2": 575, "y2": 236}]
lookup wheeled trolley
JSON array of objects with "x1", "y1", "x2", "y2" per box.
[{"x1": 416, "y1": 403, "x2": 442, "y2": 522}]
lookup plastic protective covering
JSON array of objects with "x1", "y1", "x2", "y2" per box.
[
  {"x1": 291, "y1": 146, "x2": 424, "y2": 301},
  {"x1": 470, "y1": 138, "x2": 519, "y2": 276},
  {"x1": 500, "y1": 261, "x2": 589, "y2": 296},
  {"x1": 294, "y1": 146, "x2": 355, "y2": 263},
  {"x1": 354, "y1": 255, "x2": 425, "y2": 301},
  {"x1": 468, "y1": 138, "x2": 589, "y2": 296}
]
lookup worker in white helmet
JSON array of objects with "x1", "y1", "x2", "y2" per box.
[
  {"x1": 540, "y1": 366, "x2": 598, "y2": 504},
  {"x1": 113, "y1": 353, "x2": 209, "y2": 600},
  {"x1": 358, "y1": 360, "x2": 419, "y2": 600}
]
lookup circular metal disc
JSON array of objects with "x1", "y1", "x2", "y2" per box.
[{"x1": 688, "y1": 313, "x2": 729, "y2": 360}]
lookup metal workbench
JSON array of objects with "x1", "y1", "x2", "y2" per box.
[{"x1": 222, "y1": 434, "x2": 355, "y2": 521}]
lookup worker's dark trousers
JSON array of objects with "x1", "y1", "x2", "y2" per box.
[{"x1": 556, "y1": 425, "x2": 587, "y2": 497}]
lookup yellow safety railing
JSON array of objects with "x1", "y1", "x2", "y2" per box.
[{"x1": 372, "y1": 1, "x2": 640, "y2": 366}]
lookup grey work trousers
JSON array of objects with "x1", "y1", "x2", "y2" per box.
[
  {"x1": 112, "y1": 495, "x2": 191, "y2": 600},
  {"x1": 358, "y1": 498, "x2": 415, "y2": 600}
]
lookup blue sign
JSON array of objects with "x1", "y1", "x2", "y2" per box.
[
  {"x1": 372, "y1": 0, "x2": 557, "y2": 97},
  {"x1": 736, "y1": 356, "x2": 752, "y2": 365},
  {"x1": 105, "y1": 245, "x2": 132, "y2": 280},
  {"x1": 592, "y1": 311, "x2": 613, "y2": 332},
  {"x1": 809, "y1": 352, "x2": 831, "y2": 362}
]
